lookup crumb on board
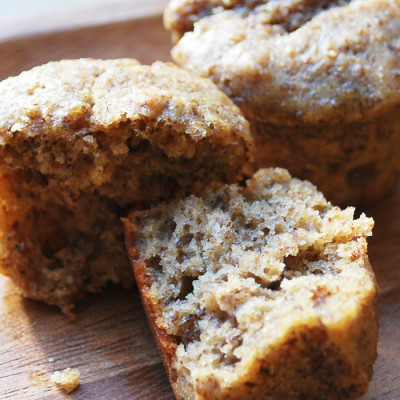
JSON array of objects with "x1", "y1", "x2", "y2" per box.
[{"x1": 51, "y1": 368, "x2": 80, "y2": 393}]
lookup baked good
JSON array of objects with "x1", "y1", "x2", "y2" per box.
[
  {"x1": 165, "y1": 0, "x2": 400, "y2": 205},
  {"x1": 125, "y1": 168, "x2": 378, "y2": 400},
  {"x1": 0, "y1": 58, "x2": 252, "y2": 315},
  {"x1": 51, "y1": 368, "x2": 80, "y2": 393}
]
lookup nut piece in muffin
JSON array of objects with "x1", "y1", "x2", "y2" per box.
[
  {"x1": 125, "y1": 168, "x2": 378, "y2": 400},
  {"x1": 0, "y1": 58, "x2": 253, "y2": 315},
  {"x1": 166, "y1": 0, "x2": 400, "y2": 205}
]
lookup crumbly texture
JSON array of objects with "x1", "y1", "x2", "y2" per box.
[
  {"x1": 51, "y1": 368, "x2": 80, "y2": 393},
  {"x1": 166, "y1": 0, "x2": 400, "y2": 204},
  {"x1": 0, "y1": 58, "x2": 252, "y2": 315},
  {"x1": 125, "y1": 168, "x2": 378, "y2": 400}
]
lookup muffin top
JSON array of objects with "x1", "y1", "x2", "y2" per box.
[
  {"x1": 0, "y1": 58, "x2": 252, "y2": 158},
  {"x1": 166, "y1": 0, "x2": 400, "y2": 126}
]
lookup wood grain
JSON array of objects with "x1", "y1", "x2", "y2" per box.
[
  {"x1": 0, "y1": 280, "x2": 174, "y2": 400},
  {"x1": 0, "y1": 9, "x2": 399, "y2": 400},
  {"x1": 0, "y1": 16, "x2": 172, "y2": 82}
]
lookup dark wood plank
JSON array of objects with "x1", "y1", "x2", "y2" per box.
[
  {"x1": 360, "y1": 184, "x2": 400, "y2": 400},
  {"x1": 0, "y1": 16, "x2": 172, "y2": 82},
  {"x1": 0, "y1": 278, "x2": 174, "y2": 399}
]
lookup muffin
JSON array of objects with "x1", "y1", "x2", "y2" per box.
[
  {"x1": 165, "y1": 0, "x2": 400, "y2": 205},
  {"x1": 0, "y1": 58, "x2": 252, "y2": 315},
  {"x1": 124, "y1": 168, "x2": 378, "y2": 400}
]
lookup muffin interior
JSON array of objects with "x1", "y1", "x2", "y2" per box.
[
  {"x1": 129, "y1": 168, "x2": 377, "y2": 398},
  {"x1": 0, "y1": 120, "x2": 247, "y2": 315}
]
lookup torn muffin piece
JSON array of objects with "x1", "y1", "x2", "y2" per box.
[
  {"x1": 125, "y1": 168, "x2": 378, "y2": 400},
  {"x1": 0, "y1": 58, "x2": 252, "y2": 315}
]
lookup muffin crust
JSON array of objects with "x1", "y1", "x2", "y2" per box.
[{"x1": 168, "y1": 0, "x2": 400, "y2": 125}]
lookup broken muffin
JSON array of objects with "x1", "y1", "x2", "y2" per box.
[
  {"x1": 125, "y1": 168, "x2": 378, "y2": 400},
  {"x1": 0, "y1": 58, "x2": 252, "y2": 315}
]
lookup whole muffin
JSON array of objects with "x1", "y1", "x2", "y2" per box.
[
  {"x1": 165, "y1": 0, "x2": 400, "y2": 205},
  {"x1": 125, "y1": 168, "x2": 378, "y2": 400},
  {"x1": 0, "y1": 58, "x2": 252, "y2": 315}
]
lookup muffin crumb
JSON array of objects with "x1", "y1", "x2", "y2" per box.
[{"x1": 51, "y1": 368, "x2": 80, "y2": 393}]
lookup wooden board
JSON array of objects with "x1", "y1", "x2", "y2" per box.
[
  {"x1": 0, "y1": 7, "x2": 399, "y2": 400},
  {"x1": 0, "y1": 15, "x2": 172, "y2": 82}
]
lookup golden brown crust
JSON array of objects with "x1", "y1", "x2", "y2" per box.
[
  {"x1": 0, "y1": 59, "x2": 252, "y2": 156},
  {"x1": 0, "y1": 59, "x2": 253, "y2": 314},
  {"x1": 167, "y1": 0, "x2": 400, "y2": 125},
  {"x1": 125, "y1": 168, "x2": 378, "y2": 400}
]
